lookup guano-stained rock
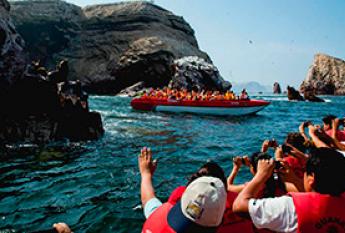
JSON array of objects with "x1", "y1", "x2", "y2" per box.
[{"x1": 10, "y1": 0, "x2": 214, "y2": 95}]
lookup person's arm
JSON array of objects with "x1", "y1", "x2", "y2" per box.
[
  {"x1": 233, "y1": 159, "x2": 275, "y2": 213},
  {"x1": 274, "y1": 146, "x2": 284, "y2": 160},
  {"x1": 299, "y1": 122, "x2": 310, "y2": 142},
  {"x1": 308, "y1": 125, "x2": 330, "y2": 148},
  {"x1": 285, "y1": 143, "x2": 309, "y2": 163},
  {"x1": 227, "y1": 156, "x2": 246, "y2": 193},
  {"x1": 261, "y1": 140, "x2": 270, "y2": 153},
  {"x1": 138, "y1": 147, "x2": 158, "y2": 208},
  {"x1": 277, "y1": 160, "x2": 305, "y2": 192},
  {"x1": 331, "y1": 118, "x2": 340, "y2": 140},
  {"x1": 331, "y1": 119, "x2": 345, "y2": 151}
]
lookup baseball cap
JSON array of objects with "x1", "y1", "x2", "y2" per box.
[{"x1": 167, "y1": 176, "x2": 227, "y2": 233}]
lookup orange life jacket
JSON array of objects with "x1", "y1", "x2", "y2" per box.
[
  {"x1": 290, "y1": 192, "x2": 345, "y2": 233},
  {"x1": 141, "y1": 203, "x2": 176, "y2": 233}
]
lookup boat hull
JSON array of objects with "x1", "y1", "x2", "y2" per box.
[
  {"x1": 155, "y1": 105, "x2": 267, "y2": 116},
  {"x1": 131, "y1": 98, "x2": 270, "y2": 116}
]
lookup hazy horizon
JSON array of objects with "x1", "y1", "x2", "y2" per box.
[{"x1": 13, "y1": 0, "x2": 345, "y2": 90}]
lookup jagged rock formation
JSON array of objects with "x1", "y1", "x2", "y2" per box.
[
  {"x1": 300, "y1": 54, "x2": 345, "y2": 95},
  {"x1": 10, "y1": 0, "x2": 218, "y2": 95},
  {"x1": 0, "y1": 61, "x2": 104, "y2": 145},
  {"x1": 0, "y1": 0, "x2": 26, "y2": 96},
  {"x1": 170, "y1": 56, "x2": 231, "y2": 91},
  {"x1": 0, "y1": 0, "x2": 104, "y2": 145},
  {"x1": 303, "y1": 90, "x2": 325, "y2": 102},
  {"x1": 273, "y1": 82, "x2": 281, "y2": 94},
  {"x1": 287, "y1": 86, "x2": 304, "y2": 101}
]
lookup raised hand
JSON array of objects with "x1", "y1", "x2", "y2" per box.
[
  {"x1": 53, "y1": 223, "x2": 72, "y2": 233},
  {"x1": 255, "y1": 159, "x2": 275, "y2": 181},
  {"x1": 138, "y1": 147, "x2": 158, "y2": 176}
]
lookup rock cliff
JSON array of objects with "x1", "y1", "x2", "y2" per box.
[
  {"x1": 0, "y1": 0, "x2": 104, "y2": 145},
  {"x1": 0, "y1": 0, "x2": 26, "y2": 95},
  {"x1": 300, "y1": 54, "x2": 345, "y2": 95},
  {"x1": 10, "y1": 0, "x2": 225, "y2": 95},
  {"x1": 273, "y1": 82, "x2": 281, "y2": 94}
]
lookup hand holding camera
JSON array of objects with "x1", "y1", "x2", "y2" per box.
[
  {"x1": 232, "y1": 156, "x2": 250, "y2": 168},
  {"x1": 281, "y1": 144, "x2": 292, "y2": 154},
  {"x1": 303, "y1": 121, "x2": 312, "y2": 128},
  {"x1": 268, "y1": 139, "x2": 278, "y2": 148}
]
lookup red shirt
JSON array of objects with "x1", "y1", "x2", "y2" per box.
[{"x1": 326, "y1": 129, "x2": 345, "y2": 142}]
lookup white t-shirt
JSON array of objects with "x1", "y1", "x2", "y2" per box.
[{"x1": 248, "y1": 196, "x2": 298, "y2": 233}]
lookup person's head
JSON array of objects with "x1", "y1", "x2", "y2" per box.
[
  {"x1": 285, "y1": 132, "x2": 308, "y2": 152},
  {"x1": 304, "y1": 148, "x2": 345, "y2": 196},
  {"x1": 168, "y1": 176, "x2": 227, "y2": 233},
  {"x1": 249, "y1": 152, "x2": 271, "y2": 175},
  {"x1": 249, "y1": 152, "x2": 286, "y2": 197},
  {"x1": 322, "y1": 115, "x2": 336, "y2": 131},
  {"x1": 188, "y1": 161, "x2": 227, "y2": 190}
]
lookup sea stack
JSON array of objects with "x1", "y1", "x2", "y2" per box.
[
  {"x1": 300, "y1": 53, "x2": 345, "y2": 95},
  {"x1": 287, "y1": 86, "x2": 304, "y2": 101},
  {"x1": 273, "y1": 82, "x2": 282, "y2": 94}
]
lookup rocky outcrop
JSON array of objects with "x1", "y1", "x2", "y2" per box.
[
  {"x1": 10, "y1": 0, "x2": 215, "y2": 95},
  {"x1": 170, "y1": 56, "x2": 231, "y2": 91},
  {"x1": 287, "y1": 86, "x2": 304, "y2": 101},
  {"x1": 0, "y1": 0, "x2": 104, "y2": 145},
  {"x1": 303, "y1": 90, "x2": 324, "y2": 102},
  {"x1": 300, "y1": 54, "x2": 345, "y2": 95},
  {"x1": 273, "y1": 82, "x2": 281, "y2": 94},
  {"x1": 0, "y1": 0, "x2": 26, "y2": 96},
  {"x1": 0, "y1": 61, "x2": 104, "y2": 145}
]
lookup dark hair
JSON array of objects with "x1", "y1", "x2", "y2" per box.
[
  {"x1": 306, "y1": 148, "x2": 345, "y2": 196},
  {"x1": 285, "y1": 132, "x2": 307, "y2": 152},
  {"x1": 322, "y1": 115, "x2": 336, "y2": 127},
  {"x1": 188, "y1": 161, "x2": 227, "y2": 190},
  {"x1": 250, "y1": 152, "x2": 287, "y2": 198}
]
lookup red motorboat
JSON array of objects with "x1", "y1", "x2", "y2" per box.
[{"x1": 131, "y1": 97, "x2": 270, "y2": 116}]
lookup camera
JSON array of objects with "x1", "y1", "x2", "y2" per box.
[
  {"x1": 339, "y1": 118, "x2": 345, "y2": 126},
  {"x1": 304, "y1": 121, "x2": 312, "y2": 127},
  {"x1": 282, "y1": 144, "x2": 292, "y2": 154},
  {"x1": 268, "y1": 139, "x2": 278, "y2": 147},
  {"x1": 274, "y1": 161, "x2": 283, "y2": 170}
]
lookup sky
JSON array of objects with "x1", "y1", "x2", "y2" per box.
[{"x1": 67, "y1": 0, "x2": 345, "y2": 89}]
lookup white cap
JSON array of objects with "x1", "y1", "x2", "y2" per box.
[{"x1": 181, "y1": 176, "x2": 227, "y2": 227}]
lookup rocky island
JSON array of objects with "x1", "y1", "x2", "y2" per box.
[
  {"x1": 300, "y1": 53, "x2": 345, "y2": 95},
  {"x1": 10, "y1": 0, "x2": 230, "y2": 95}
]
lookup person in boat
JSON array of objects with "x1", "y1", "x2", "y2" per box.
[
  {"x1": 301, "y1": 123, "x2": 341, "y2": 150},
  {"x1": 139, "y1": 147, "x2": 227, "y2": 233},
  {"x1": 191, "y1": 86, "x2": 200, "y2": 101},
  {"x1": 274, "y1": 133, "x2": 309, "y2": 181},
  {"x1": 240, "y1": 89, "x2": 249, "y2": 100},
  {"x1": 233, "y1": 147, "x2": 345, "y2": 233},
  {"x1": 227, "y1": 152, "x2": 292, "y2": 196},
  {"x1": 224, "y1": 90, "x2": 235, "y2": 101},
  {"x1": 322, "y1": 115, "x2": 345, "y2": 142}
]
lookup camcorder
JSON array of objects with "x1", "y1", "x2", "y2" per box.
[
  {"x1": 268, "y1": 139, "x2": 278, "y2": 147},
  {"x1": 274, "y1": 160, "x2": 283, "y2": 170},
  {"x1": 282, "y1": 144, "x2": 292, "y2": 154}
]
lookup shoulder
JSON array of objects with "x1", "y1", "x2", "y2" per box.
[{"x1": 249, "y1": 196, "x2": 297, "y2": 232}]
